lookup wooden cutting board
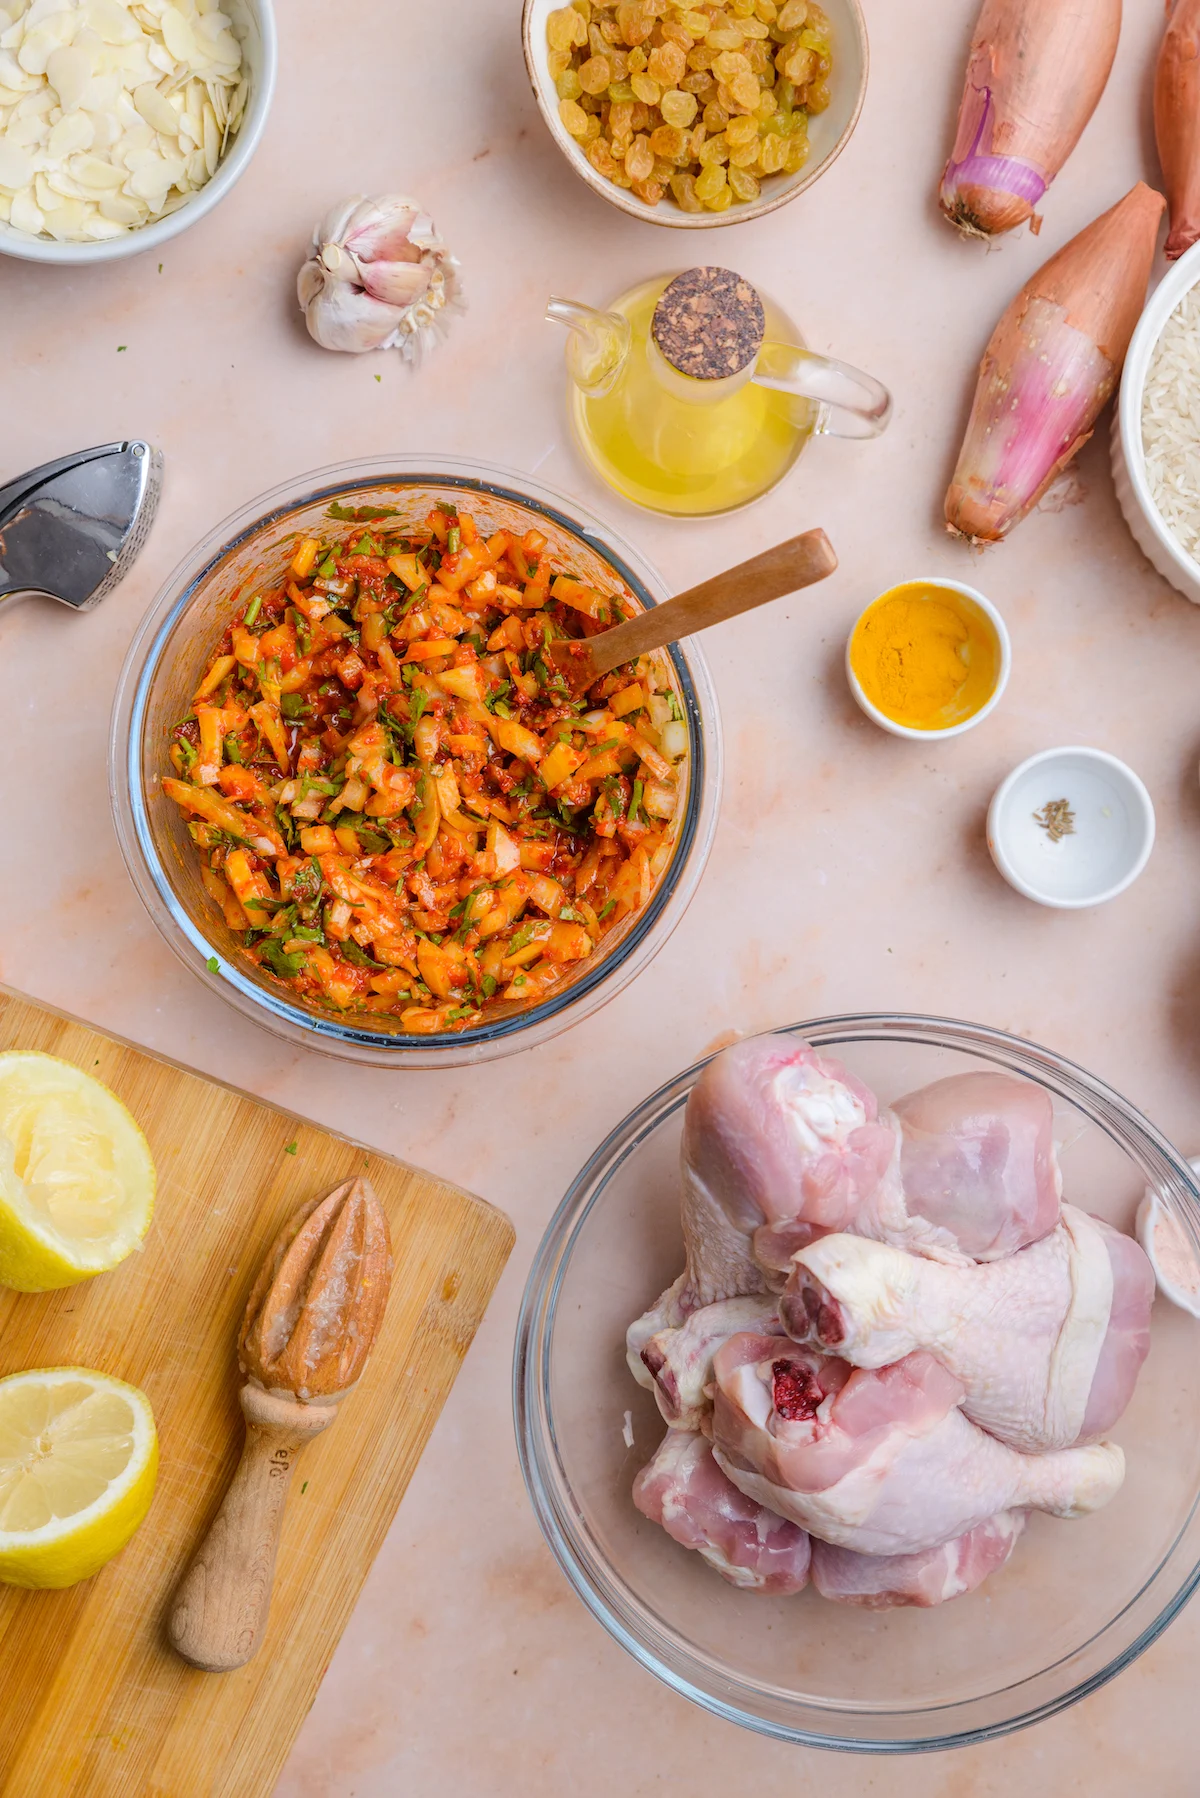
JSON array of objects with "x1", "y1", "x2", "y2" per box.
[{"x1": 0, "y1": 986, "x2": 515, "y2": 1798}]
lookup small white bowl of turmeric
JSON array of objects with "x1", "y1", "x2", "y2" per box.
[{"x1": 845, "y1": 577, "x2": 1011, "y2": 741}]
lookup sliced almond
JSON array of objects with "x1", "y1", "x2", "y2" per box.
[
  {"x1": 6, "y1": 110, "x2": 45, "y2": 143},
  {"x1": 45, "y1": 41, "x2": 91, "y2": 108},
  {"x1": 18, "y1": 12, "x2": 76, "y2": 75},
  {"x1": 132, "y1": 76, "x2": 173, "y2": 130},
  {"x1": 97, "y1": 185, "x2": 140, "y2": 221},
  {"x1": 83, "y1": 104, "x2": 116, "y2": 145},
  {"x1": 44, "y1": 193, "x2": 91, "y2": 234},
  {"x1": 69, "y1": 147, "x2": 122, "y2": 186},
  {"x1": 47, "y1": 105, "x2": 92, "y2": 155},
  {"x1": 80, "y1": 205, "x2": 123, "y2": 235},
  {"x1": 85, "y1": 0, "x2": 141, "y2": 45},
  {"x1": 9, "y1": 183, "x2": 42, "y2": 230},
  {"x1": 158, "y1": 3, "x2": 191, "y2": 60}
]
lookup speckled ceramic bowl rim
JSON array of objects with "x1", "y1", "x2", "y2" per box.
[{"x1": 520, "y1": 0, "x2": 868, "y2": 230}]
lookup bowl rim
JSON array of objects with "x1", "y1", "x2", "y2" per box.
[
  {"x1": 844, "y1": 576, "x2": 1012, "y2": 741},
  {"x1": 1115, "y1": 239, "x2": 1200, "y2": 590},
  {"x1": 986, "y1": 746, "x2": 1156, "y2": 910},
  {"x1": 514, "y1": 1012, "x2": 1200, "y2": 1752},
  {"x1": 0, "y1": 0, "x2": 277, "y2": 265},
  {"x1": 520, "y1": 0, "x2": 869, "y2": 230},
  {"x1": 109, "y1": 453, "x2": 723, "y2": 1069}
]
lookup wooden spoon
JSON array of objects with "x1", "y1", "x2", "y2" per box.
[
  {"x1": 169, "y1": 1176, "x2": 393, "y2": 1672},
  {"x1": 547, "y1": 528, "x2": 838, "y2": 685}
]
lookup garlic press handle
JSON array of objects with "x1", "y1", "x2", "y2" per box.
[{"x1": 0, "y1": 439, "x2": 163, "y2": 612}]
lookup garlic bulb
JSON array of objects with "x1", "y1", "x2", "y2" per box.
[{"x1": 297, "y1": 195, "x2": 462, "y2": 358}]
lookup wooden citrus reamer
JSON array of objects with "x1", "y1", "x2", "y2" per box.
[
  {"x1": 547, "y1": 528, "x2": 838, "y2": 683},
  {"x1": 169, "y1": 1175, "x2": 393, "y2": 1671}
]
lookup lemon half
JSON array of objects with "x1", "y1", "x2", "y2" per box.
[
  {"x1": 0, "y1": 1052, "x2": 155, "y2": 1290},
  {"x1": 0, "y1": 1367, "x2": 158, "y2": 1587}
]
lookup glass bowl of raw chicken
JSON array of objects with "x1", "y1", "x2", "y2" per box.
[{"x1": 514, "y1": 1016, "x2": 1200, "y2": 1750}]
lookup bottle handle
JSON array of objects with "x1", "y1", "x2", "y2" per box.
[{"x1": 752, "y1": 342, "x2": 893, "y2": 441}]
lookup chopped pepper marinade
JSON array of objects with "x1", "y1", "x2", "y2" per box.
[{"x1": 164, "y1": 506, "x2": 689, "y2": 1034}]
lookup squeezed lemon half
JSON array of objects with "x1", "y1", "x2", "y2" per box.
[
  {"x1": 0, "y1": 1052, "x2": 155, "y2": 1291},
  {"x1": 0, "y1": 1367, "x2": 158, "y2": 1587}
]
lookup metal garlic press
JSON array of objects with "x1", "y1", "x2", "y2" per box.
[{"x1": 0, "y1": 440, "x2": 163, "y2": 613}]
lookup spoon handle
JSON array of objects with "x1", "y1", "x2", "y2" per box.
[
  {"x1": 577, "y1": 528, "x2": 838, "y2": 679},
  {"x1": 169, "y1": 1384, "x2": 336, "y2": 1672}
]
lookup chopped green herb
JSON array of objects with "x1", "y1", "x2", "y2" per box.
[
  {"x1": 206, "y1": 955, "x2": 220, "y2": 973},
  {"x1": 300, "y1": 1480, "x2": 308, "y2": 1493},
  {"x1": 243, "y1": 593, "x2": 263, "y2": 627},
  {"x1": 175, "y1": 737, "x2": 197, "y2": 772},
  {"x1": 281, "y1": 693, "x2": 307, "y2": 721},
  {"x1": 598, "y1": 899, "x2": 617, "y2": 920},
  {"x1": 447, "y1": 525, "x2": 462, "y2": 554},
  {"x1": 317, "y1": 554, "x2": 337, "y2": 579},
  {"x1": 630, "y1": 778, "x2": 644, "y2": 821},
  {"x1": 223, "y1": 736, "x2": 243, "y2": 765},
  {"x1": 482, "y1": 974, "x2": 497, "y2": 998},
  {"x1": 326, "y1": 502, "x2": 399, "y2": 522},
  {"x1": 284, "y1": 1140, "x2": 298, "y2": 1155}
]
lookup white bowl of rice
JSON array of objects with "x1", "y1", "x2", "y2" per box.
[{"x1": 1113, "y1": 240, "x2": 1200, "y2": 605}]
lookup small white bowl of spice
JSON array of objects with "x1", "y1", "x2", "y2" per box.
[
  {"x1": 987, "y1": 747, "x2": 1156, "y2": 910},
  {"x1": 0, "y1": 0, "x2": 275, "y2": 262}
]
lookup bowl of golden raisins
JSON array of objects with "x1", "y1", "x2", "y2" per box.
[{"x1": 522, "y1": 0, "x2": 867, "y2": 226}]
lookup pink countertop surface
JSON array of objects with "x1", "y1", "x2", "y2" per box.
[{"x1": 4, "y1": 0, "x2": 1200, "y2": 1790}]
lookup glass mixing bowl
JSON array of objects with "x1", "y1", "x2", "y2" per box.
[
  {"x1": 515, "y1": 1015, "x2": 1200, "y2": 1751},
  {"x1": 110, "y1": 456, "x2": 721, "y2": 1068}
]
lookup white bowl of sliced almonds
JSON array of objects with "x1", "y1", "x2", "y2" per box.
[{"x1": 0, "y1": 0, "x2": 275, "y2": 261}]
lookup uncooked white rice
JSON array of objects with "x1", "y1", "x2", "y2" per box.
[{"x1": 1143, "y1": 283, "x2": 1200, "y2": 562}]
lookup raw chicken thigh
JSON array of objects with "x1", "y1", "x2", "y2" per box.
[
  {"x1": 782, "y1": 1204, "x2": 1154, "y2": 1451},
  {"x1": 633, "y1": 1430, "x2": 812, "y2": 1594},
  {"x1": 810, "y1": 1511, "x2": 1026, "y2": 1610},
  {"x1": 891, "y1": 1072, "x2": 1062, "y2": 1260},
  {"x1": 710, "y1": 1334, "x2": 1125, "y2": 1556}
]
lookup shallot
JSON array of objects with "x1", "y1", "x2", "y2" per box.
[
  {"x1": 1155, "y1": 0, "x2": 1200, "y2": 260},
  {"x1": 945, "y1": 182, "x2": 1164, "y2": 544},
  {"x1": 940, "y1": 0, "x2": 1122, "y2": 240}
]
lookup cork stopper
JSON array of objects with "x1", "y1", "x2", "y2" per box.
[{"x1": 651, "y1": 267, "x2": 766, "y2": 381}]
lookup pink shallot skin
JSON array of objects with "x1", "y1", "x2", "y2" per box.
[
  {"x1": 945, "y1": 182, "x2": 1165, "y2": 543},
  {"x1": 1156, "y1": 0, "x2": 1200, "y2": 260},
  {"x1": 940, "y1": 0, "x2": 1122, "y2": 239},
  {"x1": 946, "y1": 295, "x2": 1112, "y2": 543}
]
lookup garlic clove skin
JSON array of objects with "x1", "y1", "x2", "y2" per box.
[
  {"x1": 298, "y1": 259, "x2": 403, "y2": 354},
  {"x1": 298, "y1": 191, "x2": 463, "y2": 359},
  {"x1": 342, "y1": 194, "x2": 425, "y2": 265},
  {"x1": 359, "y1": 258, "x2": 431, "y2": 309}
]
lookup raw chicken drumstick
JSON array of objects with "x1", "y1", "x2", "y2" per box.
[
  {"x1": 679, "y1": 1037, "x2": 897, "y2": 1304},
  {"x1": 710, "y1": 1335, "x2": 1125, "y2": 1556},
  {"x1": 810, "y1": 1512, "x2": 1027, "y2": 1610},
  {"x1": 782, "y1": 1205, "x2": 1154, "y2": 1452},
  {"x1": 632, "y1": 1295, "x2": 784, "y2": 1430},
  {"x1": 633, "y1": 1430, "x2": 812, "y2": 1594}
]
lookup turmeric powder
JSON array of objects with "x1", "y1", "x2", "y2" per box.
[{"x1": 849, "y1": 582, "x2": 1000, "y2": 730}]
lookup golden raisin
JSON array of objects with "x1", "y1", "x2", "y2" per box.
[
  {"x1": 694, "y1": 161, "x2": 728, "y2": 201},
  {"x1": 631, "y1": 70, "x2": 662, "y2": 103},
  {"x1": 649, "y1": 122, "x2": 689, "y2": 159},
  {"x1": 617, "y1": 0, "x2": 654, "y2": 44},
  {"x1": 647, "y1": 40, "x2": 687, "y2": 84},
  {"x1": 670, "y1": 169, "x2": 703, "y2": 210},
  {"x1": 625, "y1": 131, "x2": 655, "y2": 179},
  {"x1": 659, "y1": 87, "x2": 699, "y2": 126},
  {"x1": 631, "y1": 175, "x2": 665, "y2": 204},
  {"x1": 578, "y1": 53, "x2": 612, "y2": 92},
  {"x1": 777, "y1": 0, "x2": 808, "y2": 26},
  {"x1": 559, "y1": 96, "x2": 591, "y2": 137}
]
